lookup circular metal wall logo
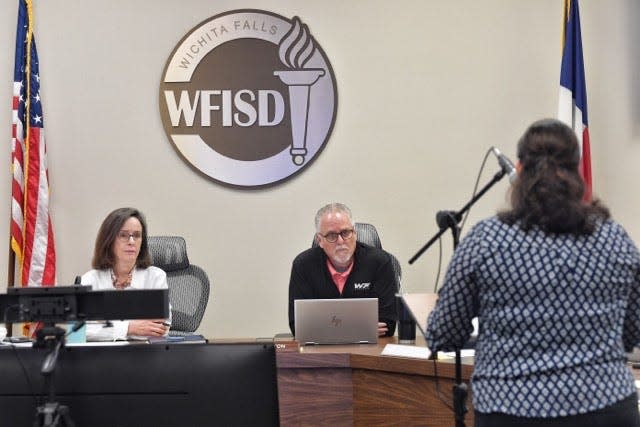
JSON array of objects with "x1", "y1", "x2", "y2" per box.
[{"x1": 159, "y1": 10, "x2": 337, "y2": 188}]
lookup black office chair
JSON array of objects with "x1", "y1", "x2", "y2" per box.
[
  {"x1": 147, "y1": 236, "x2": 210, "y2": 336},
  {"x1": 312, "y1": 222, "x2": 402, "y2": 291}
]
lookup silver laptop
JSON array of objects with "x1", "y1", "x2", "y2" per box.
[{"x1": 294, "y1": 298, "x2": 378, "y2": 345}]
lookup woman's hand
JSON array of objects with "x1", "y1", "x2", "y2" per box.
[{"x1": 128, "y1": 319, "x2": 169, "y2": 337}]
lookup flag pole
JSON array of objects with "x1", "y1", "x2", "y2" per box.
[
  {"x1": 7, "y1": 238, "x2": 16, "y2": 287},
  {"x1": 6, "y1": 241, "x2": 16, "y2": 336}
]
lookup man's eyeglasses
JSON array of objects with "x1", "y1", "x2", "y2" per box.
[
  {"x1": 320, "y1": 229, "x2": 354, "y2": 243},
  {"x1": 117, "y1": 231, "x2": 142, "y2": 242}
]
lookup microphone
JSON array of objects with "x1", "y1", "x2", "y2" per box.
[{"x1": 491, "y1": 147, "x2": 517, "y2": 183}]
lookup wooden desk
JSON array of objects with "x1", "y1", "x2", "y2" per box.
[{"x1": 276, "y1": 336, "x2": 474, "y2": 426}]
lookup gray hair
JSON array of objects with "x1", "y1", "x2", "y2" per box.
[{"x1": 315, "y1": 203, "x2": 353, "y2": 232}]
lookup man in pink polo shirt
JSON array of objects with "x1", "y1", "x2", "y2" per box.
[{"x1": 288, "y1": 203, "x2": 397, "y2": 337}]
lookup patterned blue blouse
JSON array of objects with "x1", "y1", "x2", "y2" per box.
[{"x1": 426, "y1": 216, "x2": 640, "y2": 417}]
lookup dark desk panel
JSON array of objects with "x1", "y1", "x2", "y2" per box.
[{"x1": 0, "y1": 343, "x2": 279, "y2": 427}]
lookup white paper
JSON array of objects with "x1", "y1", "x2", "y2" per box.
[
  {"x1": 440, "y1": 349, "x2": 475, "y2": 358},
  {"x1": 381, "y1": 343, "x2": 432, "y2": 360},
  {"x1": 65, "y1": 341, "x2": 130, "y2": 347},
  {"x1": 0, "y1": 341, "x2": 33, "y2": 347}
]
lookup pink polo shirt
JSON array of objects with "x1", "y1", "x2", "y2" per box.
[{"x1": 326, "y1": 259, "x2": 354, "y2": 295}]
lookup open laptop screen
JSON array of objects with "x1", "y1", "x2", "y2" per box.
[{"x1": 294, "y1": 298, "x2": 378, "y2": 345}]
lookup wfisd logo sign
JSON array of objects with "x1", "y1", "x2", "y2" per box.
[{"x1": 159, "y1": 10, "x2": 337, "y2": 188}]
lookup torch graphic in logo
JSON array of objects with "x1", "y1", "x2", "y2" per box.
[{"x1": 274, "y1": 18, "x2": 325, "y2": 166}]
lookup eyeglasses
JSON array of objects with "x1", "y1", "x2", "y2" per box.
[
  {"x1": 320, "y1": 229, "x2": 354, "y2": 243},
  {"x1": 117, "y1": 231, "x2": 142, "y2": 242}
]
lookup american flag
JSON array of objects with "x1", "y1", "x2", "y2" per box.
[
  {"x1": 558, "y1": 0, "x2": 592, "y2": 201},
  {"x1": 11, "y1": 0, "x2": 56, "y2": 293}
]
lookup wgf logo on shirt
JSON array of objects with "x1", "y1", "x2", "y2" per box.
[
  {"x1": 354, "y1": 283, "x2": 371, "y2": 291},
  {"x1": 159, "y1": 9, "x2": 337, "y2": 188}
]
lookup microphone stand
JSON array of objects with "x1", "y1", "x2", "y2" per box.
[
  {"x1": 409, "y1": 168, "x2": 507, "y2": 427},
  {"x1": 34, "y1": 323, "x2": 75, "y2": 427}
]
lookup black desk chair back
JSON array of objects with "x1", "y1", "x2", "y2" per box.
[{"x1": 148, "y1": 236, "x2": 210, "y2": 336}]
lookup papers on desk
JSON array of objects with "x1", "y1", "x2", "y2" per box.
[
  {"x1": 381, "y1": 344, "x2": 475, "y2": 361},
  {"x1": 381, "y1": 343, "x2": 432, "y2": 360},
  {"x1": 0, "y1": 341, "x2": 34, "y2": 348},
  {"x1": 66, "y1": 341, "x2": 130, "y2": 347},
  {"x1": 439, "y1": 349, "x2": 475, "y2": 359},
  {"x1": 0, "y1": 337, "x2": 130, "y2": 348},
  {"x1": 128, "y1": 335, "x2": 152, "y2": 341}
]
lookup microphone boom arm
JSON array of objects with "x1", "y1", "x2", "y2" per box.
[{"x1": 409, "y1": 169, "x2": 506, "y2": 264}]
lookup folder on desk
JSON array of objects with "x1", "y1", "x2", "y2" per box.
[{"x1": 147, "y1": 334, "x2": 207, "y2": 344}]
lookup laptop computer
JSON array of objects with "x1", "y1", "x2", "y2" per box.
[{"x1": 294, "y1": 298, "x2": 378, "y2": 345}]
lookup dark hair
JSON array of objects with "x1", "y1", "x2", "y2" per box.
[
  {"x1": 498, "y1": 118, "x2": 609, "y2": 235},
  {"x1": 91, "y1": 207, "x2": 152, "y2": 269}
]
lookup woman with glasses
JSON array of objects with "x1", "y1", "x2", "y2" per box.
[
  {"x1": 81, "y1": 207, "x2": 171, "y2": 341},
  {"x1": 288, "y1": 203, "x2": 397, "y2": 337}
]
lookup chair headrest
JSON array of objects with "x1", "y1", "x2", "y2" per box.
[{"x1": 148, "y1": 236, "x2": 190, "y2": 272}]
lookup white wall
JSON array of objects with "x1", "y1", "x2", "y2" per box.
[{"x1": 0, "y1": 0, "x2": 638, "y2": 338}]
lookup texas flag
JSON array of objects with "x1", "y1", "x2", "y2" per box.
[{"x1": 558, "y1": 0, "x2": 592, "y2": 201}]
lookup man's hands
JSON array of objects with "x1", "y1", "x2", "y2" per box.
[{"x1": 378, "y1": 322, "x2": 388, "y2": 337}]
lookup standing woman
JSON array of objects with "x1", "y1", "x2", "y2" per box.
[
  {"x1": 426, "y1": 119, "x2": 640, "y2": 426},
  {"x1": 82, "y1": 207, "x2": 171, "y2": 341}
]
